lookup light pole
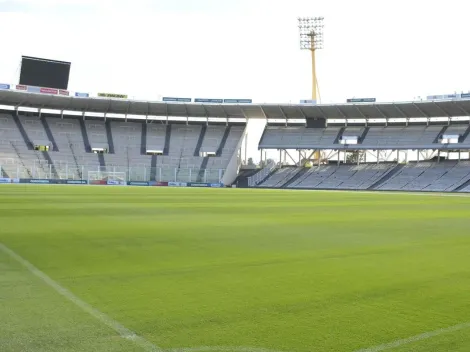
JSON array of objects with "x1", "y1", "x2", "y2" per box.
[{"x1": 298, "y1": 17, "x2": 324, "y2": 102}]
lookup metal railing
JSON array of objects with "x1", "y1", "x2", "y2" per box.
[
  {"x1": 0, "y1": 162, "x2": 225, "y2": 183},
  {"x1": 247, "y1": 162, "x2": 277, "y2": 187}
]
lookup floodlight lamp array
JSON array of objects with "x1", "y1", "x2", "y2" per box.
[{"x1": 298, "y1": 17, "x2": 324, "y2": 50}]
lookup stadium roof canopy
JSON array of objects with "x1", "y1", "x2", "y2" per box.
[{"x1": 1, "y1": 90, "x2": 470, "y2": 120}]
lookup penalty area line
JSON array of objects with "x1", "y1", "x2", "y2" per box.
[
  {"x1": 354, "y1": 321, "x2": 470, "y2": 352},
  {"x1": 0, "y1": 242, "x2": 162, "y2": 352}
]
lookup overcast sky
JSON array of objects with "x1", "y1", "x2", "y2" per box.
[
  {"x1": 0, "y1": 0, "x2": 469, "y2": 161},
  {"x1": 1, "y1": 0, "x2": 470, "y2": 104}
]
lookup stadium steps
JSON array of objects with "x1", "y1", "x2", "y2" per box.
[
  {"x1": 459, "y1": 125, "x2": 470, "y2": 143},
  {"x1": 256, "y1": 168, "x2": 279, "y2": 186},
  {"x1": 217, "y1": 126, "x2": 231, "y2": 156},
  {"x1": 194, "y1": 124, "x2": 207, "y2": 156},
  {"x1": 163, "y1": 124, "x2": 171, "y2": 156},
  {"x1": 67, "y1": 137, "x2": 83, "y2": 179},
  {"x1": 105, "y1": 121, "x2": 115, "y2": 154},
  {"x1": 368, "y1": 164, "x2": 405, "y2": 190},
  {"x1": 10, "y1": 142, "x2": 32, "y2": 178},
  {"x1": 336, "y1": 169, "x2": 362, "y2": 189},
  {"x1": 42, "y1": 151, "x2": 59, "y2": 179},
  {"x1": 197, "y1": 157, "x2": 210, "y2": 182},
  {"x1": 434, "y1": 126, "x2": 449, "y2": 143},
  {"x1": 281, "y1": 168, "x2": 308, "y2": 188},
  {"x1": 452, "y1": 176, "x2": 470, "y2": 192},
  {"x1": 359, "y1": 127, "x2": 370, "y2": 143},
  {"x1": 78, "y1": 118, "x2": 91, "y2": 152},
  {"x1": 399, "y1": 164, "x2": 433, "y2": 190},
  {"x1": 333, "y1": 127, "x2": 346, "y2": 144},
  {"x1": 97, "y1": 154, "x2": 106, "y2": 168},
  {"x1": 150, "y1": 155, "x2": 157, "y2": 180},
  {"x1": 40, "y1": 117, "x2": 59, "y2": 151},
  {"x1": 1, "y1": 167, "x2": 9, "y2": 178},
  {"x1": 11, "y1": 112, "x2": 32, "y2": 149},
  {"x1": 141, "y1": 123, "x2": 147, "y2": 155}
]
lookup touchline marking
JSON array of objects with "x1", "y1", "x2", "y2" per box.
[
  {"x1": 354, "y1": 321, "x2": 470, "y2": 352},
  {"x1": 169, "y1": 346, "x2": 287, "y2": 352},
  {"x1": 0, "y1": 242, "x2": 162, "y2": 352}
]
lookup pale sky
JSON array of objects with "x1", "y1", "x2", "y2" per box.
[
  {"x1": 1, "y1": 0, "x2": 470, "y2": 103},
  {"x1": 0, "y1": 0, "x2": 469, "y2": 162}
]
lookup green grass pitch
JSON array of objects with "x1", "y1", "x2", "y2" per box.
[{"x1": 1, "y1": 186, "x2": 470, "y2": 352}]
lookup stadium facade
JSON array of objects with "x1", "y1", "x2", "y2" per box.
[{"x1": 1, "y1": 86, "x2": 470, "y2": 192}]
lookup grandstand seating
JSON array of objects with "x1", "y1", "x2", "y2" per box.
[
  {"x1": 376, "y1": 161, "x2": 470, "y2": 192},
  {"x1": 287, "y1": 164, "x2": 395, "y2": 190},
  {"x1": 258, "y1": 167, "x2": 300, "y2": 188},
  {"x1": 259, "y1": 126, "x2": 342, "y2": 149},
  {"x1": 259, "y1": 125, "x2": 470, "y2": 150},
  {"x1": 0, "y1": 112, "x2": 244, "y2": 182},
  {"x1": 256, "y1": 162, "x2": 470, "y2": 193}
]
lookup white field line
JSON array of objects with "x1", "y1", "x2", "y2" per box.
[
  {"x1": 0, "y1": 242, "x2": 162, "y2": 352},
  {"x1": 169, "y1": 346, "x2": 287, "y2": 352},
  {"x1": 4, "y1": 240, "x2": 469, "y2": 352},
  {"x1": 354, "y1": 321, "x2": 470, "y2": 352}
]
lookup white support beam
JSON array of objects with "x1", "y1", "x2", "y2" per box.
[
  {"x1": 260, "y1": 106, "x2": 269, "y2": 120},
  {"x1": 393, "y1": 103, "x2": 408, "y2": 118},
  {"x1": 201, "y1": 105, "x2": 210, "y2": 125},
  {"x1": 284, "y1": 149, "x2": 298, "y2": 165},
  {"x1": 220, "y1": 105, "x2": 230, "y2": 125},
  {"x1": 183, "y1": 104, "x2": 189, "y2": 125},
  {"x1": 335, "y1": 106, "x2": 348, "y2": 119},
  {"x1": 433, "y1": 102, "x2": 450, "y2": 118},
  {"x1": 413, "y1": 102, "x2": 429, "y2": 118},
  {"x1": 374, "y1": 105, "x2": 388, "y2": 119},
  {"x1": 279, "y1": 106, "x2": 288, "y2": 126},
  {"x1": 453, "y1": 101, "x2": 470, "y2": 117},
  {"x1": 354, "y1": 105, "x2": 367, "y2": 119},
  {"x1": 165, "y1": 104, "x2": 169, "y2": 125}
]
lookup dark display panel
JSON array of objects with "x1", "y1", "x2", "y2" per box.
[{"x1": 19, "y1": 56, "x2": 71, "y2": 90}]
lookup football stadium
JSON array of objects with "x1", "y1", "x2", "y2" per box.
[{"x1": 1, "y1": 2, "x2": 470, "y2": 352}]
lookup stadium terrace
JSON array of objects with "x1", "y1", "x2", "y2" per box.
[{"x1": 1, "y1": 88, "x2": 470, "y2": 192}]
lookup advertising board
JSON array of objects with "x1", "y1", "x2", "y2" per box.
[
  {"x1": 128, "y1": 181, "x2": 150, "y2": 186},
  {"x1": 168, "y1": 182, "x2": 188, "y2": 187},
  {"x1": 27, "y1": 86, "x2": 41, "y2": 93},
  {"x1": 98, "y1": 93, "x2": 128, "y2": 99},
  {"x1": 194, "y1": 98, "x2": 223, "y2": 103},
  {"x1": 346, "y1": 98, "x2": 376, "y2": 103},
  {"x1": 40, "y1": 87, "x2": 59, "y2": 95},
  {"x1": 162, "y1": 97, "x2": 192, "y2": 103},
  {"x1": 223, "y1": 99, "x2": 252, "y2": 104}
]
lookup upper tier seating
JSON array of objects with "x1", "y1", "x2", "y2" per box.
[{"x1": 259, "y1": 125, "x2": 470, "y2": 150}]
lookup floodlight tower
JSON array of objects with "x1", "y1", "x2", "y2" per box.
[{"x1": 298, "y1": 17, "x2": 324, "y2": 102}]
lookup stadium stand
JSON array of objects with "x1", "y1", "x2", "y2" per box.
[
  {"x1": 256, "y1": 162, "x2": 470, "y2": 193},
  {"x1": 0, "y1": 110, "x2": 245, "y2": 183},
  {"x1": 286, "y1": 164, "x2": 396, "y2": 190},
  {"x1": 1, "y1": 88, "x2": 470, "y2": 191},
  {"x1": 258, "y1": 125, "x2": 466, "y2": 150}
]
